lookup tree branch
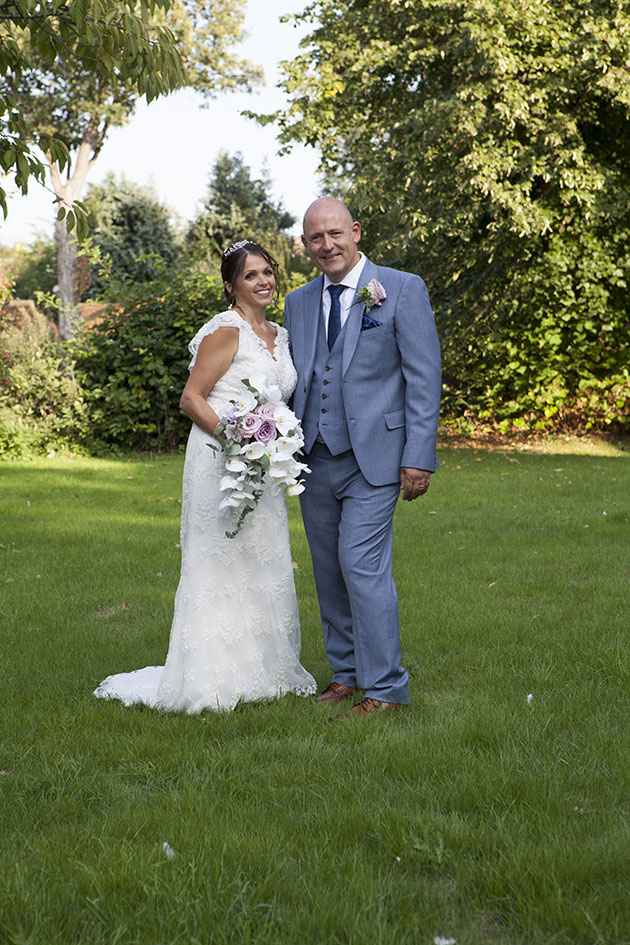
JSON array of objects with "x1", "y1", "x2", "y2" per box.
[{"x1": 47, "y1": 154, "x2": 66, "y2": 201}]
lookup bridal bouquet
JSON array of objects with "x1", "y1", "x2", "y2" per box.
[{"x1": 209, "y1": 374, "x2": 310, "y2": 539}]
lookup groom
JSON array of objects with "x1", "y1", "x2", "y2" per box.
[{"x1": 283, "y1": 197, "x2": 441, "y2": 717}]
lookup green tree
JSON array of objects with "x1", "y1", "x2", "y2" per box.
[
  {"x1": 188, "y1": 150, "x2": 295, "y2": 248},
  {"x1": 186, "y1": 150, "x2": 312, "y2": 298},
  {"x1": 0, "y1": 0, "x2": 184, "y2": 218},
  {"x1": 1, "y1": 0, "x2": 261, "y2": 338},
  {"x1": 1, "y1": 237, "x2": 57, "y2": 303},
  {"x1": 272, "y1": 0, "x2": 630, "y2": 431},
  {"x1": 82, "y1": 173, "x2": 180, "y2": 297}
]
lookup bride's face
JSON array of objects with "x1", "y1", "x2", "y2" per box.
[{"x1": 226, "y1": 253, "x2": 276, "y2": 310}]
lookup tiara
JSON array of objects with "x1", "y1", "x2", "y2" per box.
[{"x1": 222, "y1": 239, "x2": 253, "y2": 258}]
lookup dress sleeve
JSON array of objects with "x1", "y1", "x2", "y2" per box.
[
  {"x1": 187, "y1": 311, "x2": 242, "y2": 372},
  {"x1": 274, "y1": 324, "x2": 290, "y2": 354}
]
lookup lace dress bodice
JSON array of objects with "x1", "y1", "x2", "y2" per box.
[{"x1": 188, "y1": 310, "x2": 297, "y2": 413}]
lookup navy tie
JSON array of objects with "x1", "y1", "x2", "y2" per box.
[{"x1": 327, "y1": 284, "x2": 345, "y2": 350}]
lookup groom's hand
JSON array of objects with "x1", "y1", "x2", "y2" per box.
[{"x1": 400, "y1": 467, "x2": 431, "y2": 501}]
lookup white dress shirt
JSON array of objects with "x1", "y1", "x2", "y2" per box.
[{"x1": 321, "y1": 252, "x2": 366, "y2": 333}]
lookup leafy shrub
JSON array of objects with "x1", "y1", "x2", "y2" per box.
[
  {"x1": 10, "y1": 238, "x2": 57, "y2": 304},
  {"x1": 439, "y1": 228, "x2": 630, "y2": 434},
  {"x1": 0, "y1": 301, "x2": 88, "y2": 458},
  {"x1": 72, "y1": 267, "x2": 227, "y2": 451},
  {"x1": 0, "y1": 265, "x2": 12, "y2": 306}
]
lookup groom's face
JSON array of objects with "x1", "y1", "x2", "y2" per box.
[{"x1": 302, "y1": 200, "x2": 361, "y2": 283}]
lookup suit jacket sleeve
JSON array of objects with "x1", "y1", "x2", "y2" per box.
[{"x1": 394, "y1": 273, "x2": 441, "y2": 471}]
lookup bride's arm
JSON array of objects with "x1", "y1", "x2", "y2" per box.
[{"x1": 179, "y1": 327, "x2": 239, "y2": 434}]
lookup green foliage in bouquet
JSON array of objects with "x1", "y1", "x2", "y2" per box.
[
  {"x1": 0, "y1": 300, "x2": 88, "y2": 457},
  {"x1": 72, "y1": 264, "x2": 227, "y2": 451}
]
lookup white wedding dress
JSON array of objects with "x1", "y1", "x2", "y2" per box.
[{"x1": 94, "y1": 310, "x2": 316, "y2": 713}]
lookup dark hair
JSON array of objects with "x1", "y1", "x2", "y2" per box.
[{"x1": 220, "y1": 240, "x2": 279, "y2": 305}]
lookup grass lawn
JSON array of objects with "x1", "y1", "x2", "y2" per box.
[{"x1": 1, "y1": 439, "x2": 628, "y2": 945}]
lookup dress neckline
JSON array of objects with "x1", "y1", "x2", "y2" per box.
[{"x1": 229, "y1": 310, "x2": 280, "y2": 361}]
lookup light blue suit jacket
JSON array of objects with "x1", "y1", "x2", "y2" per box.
[{"x1": 283, "y1": 257, "x2": 441, "y2": 486}]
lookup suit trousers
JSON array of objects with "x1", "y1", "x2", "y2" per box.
[{"x1": 300, "y1": 441, "x2": 410, "y2": 704}]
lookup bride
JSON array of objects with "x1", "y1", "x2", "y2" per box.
[{"x1": 94, "y1": 240, "x2": 316, "y2": 712}]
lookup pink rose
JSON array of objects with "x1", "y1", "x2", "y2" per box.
[
  {"x1": 254, "y1": 419, "x2": 277, "y2": 444},
  {"x1": 240, "y1": 412, "x2": 263, "y2": 437},
  {"x1": 255, "y1": 402, "x2": 277, "y2": 420},
  {"x1": 367, "y1": 278, "x2": 387, "y2": 306}
]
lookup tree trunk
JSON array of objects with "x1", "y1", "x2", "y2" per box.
[
  {"x1": 54, "y1": 216, "x2": 80, "y2": 341},
  {"x1": 48, "y1": 126, "x2": 105, "y2": 340}
]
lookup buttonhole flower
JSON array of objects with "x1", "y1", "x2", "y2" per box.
[{"x1": 356, "y1": 278, "x2": 387, "y2": 313}]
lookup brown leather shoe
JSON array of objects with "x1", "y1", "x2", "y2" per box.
[
  {"x1": 330, "y1": 696, "x2": 402, "y2": 721},
  {"x1": 315, "y1": 681, "x2": 358, "y2": 706}
]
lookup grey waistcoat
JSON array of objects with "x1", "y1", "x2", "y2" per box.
[{"x1": 301, "y1": 312, "x2": 352, "y2": 455}]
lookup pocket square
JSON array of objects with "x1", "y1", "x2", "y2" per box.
[{"x1": 361, "y1": 314, "x2": 383, "y2": 330}]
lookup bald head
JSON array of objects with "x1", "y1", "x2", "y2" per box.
[
  {"x1": 301, "y1": 196, "x2": 361, "y2": 283},
  {"x1": 302, "y1": 196, "x2": 354, "y2": 233}
]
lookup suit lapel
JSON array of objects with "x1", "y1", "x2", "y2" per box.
[
  {"x1": 300, "y1": 274, "x2": 324, "y2": 377},
  {"x1": 342, "y1": 257, "x2": 377, "y2": 376}
]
